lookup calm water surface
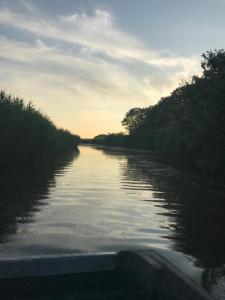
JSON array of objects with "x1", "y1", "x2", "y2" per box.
[{"x1": 0, "y1": 145, "x2": 225, "y2": 298}]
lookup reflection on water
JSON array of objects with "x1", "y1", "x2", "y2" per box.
[
  {"x1": 0, "y1": 151, "x2": 79, "y2": 244},
  {"x1": 0, "y1": 145, "x2": 225, "y2": 298}
]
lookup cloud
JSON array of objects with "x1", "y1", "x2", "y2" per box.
[
  {"x1": 0, "y1": 3, "x2": 199, "y2": 69},
  {"x1": 0, "y1": 1, "x2": 201, "y2": 137},
  {"x1": 0, "y1": 36, "x2": 152, "y2": 103}
]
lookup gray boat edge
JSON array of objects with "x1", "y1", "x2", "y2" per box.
[{"x1": 0, "y1": 249, "x2": 213, "y2": 299}]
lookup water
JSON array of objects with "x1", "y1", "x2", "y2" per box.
[{"x1": 0, "y1": 145, "x2": 225, "y2": 298}]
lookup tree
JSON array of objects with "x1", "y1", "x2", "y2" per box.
[
  {"x1": 120, "y1": 49, "x2": 225, "y2": 180},
  {"x1": 121, "y1": 107, "x2": 147, "y2": 134},
  {"x1": 201, "y1": 49, "x2": 225, "y2": 80}
]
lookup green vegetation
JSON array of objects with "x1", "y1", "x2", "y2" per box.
[
  {"x1": 86, "y1": 50, "x2": 225, "y2": 180},
  {"x1": 0, "y1": 91, "x2": 80, "y2": 169},
  {"x1": 83, "y1": 133, "x2": 127, "y2": 147}
]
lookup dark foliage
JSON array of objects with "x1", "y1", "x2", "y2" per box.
[
  {"x1": 122, "y1": 50, "x2": 225, "y2": 179},
  {"x1": 82, "y1": 133, "x2": 129, "y2": 147},
  {"x1": 0, "y1": 91, "x2": 80, "y2": 169},
  {"x1": 122, "y1": 50, "x2": 225, "y2": 180}
]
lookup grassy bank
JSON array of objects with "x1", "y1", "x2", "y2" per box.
[{"x1": 0, "y1": 91, "x2": 80, "y2": 169}]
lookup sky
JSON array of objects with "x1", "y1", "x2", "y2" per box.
[{"x1": 1, "y1": 0, "x2": 225, "y2": 137}]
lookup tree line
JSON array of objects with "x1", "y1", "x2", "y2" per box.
[
  {"x1": 0, "y1": 91, "x2": 80, "y2": 170},
  {"x1": 85, "y1": 50, "x2": 225, "y2": 181}
]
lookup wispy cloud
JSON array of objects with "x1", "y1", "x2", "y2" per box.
[
  {"x1": 0, "y1": 1, "x2": 200, "y2": 137},
  {"x1": 0, "y1": 5, "x2": 199, "y2": 69}
]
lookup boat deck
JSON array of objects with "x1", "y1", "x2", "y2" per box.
[
  {"x1": 1, "y1": 271, "x2": 138, "y2": 300},
  {"x1": 0, "y1": 250, "x2": 212, "y2": 300}
]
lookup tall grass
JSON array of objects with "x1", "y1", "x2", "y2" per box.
[{"x1": 0, "y1": 91, "x2": 80, "y2": 169}]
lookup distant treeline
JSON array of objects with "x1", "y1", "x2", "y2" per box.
[
  {"x1": 82, "y1": 133, "x2": 127, "y2": 147},
  {"x1": 83, "y1": 50, "x2": 225, "y2": 180},
  {"x1": 0, "y1": 91, "x2": 80, "y2": 169}
]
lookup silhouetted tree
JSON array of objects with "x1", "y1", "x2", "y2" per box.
[
  {"x1": 122, "y1": 107, "x2": 149, "y2": 134},
  {"x1": 119, "y1": 50, "x2": 225, "y2": 181}
]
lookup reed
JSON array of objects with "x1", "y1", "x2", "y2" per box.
[{"x1": 0, "y1": 91, "x2": 80, "y2": 169}]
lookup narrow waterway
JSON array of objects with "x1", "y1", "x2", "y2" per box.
[{"x1": 0, "y1": 145, "x2": 225, "y2": 298}]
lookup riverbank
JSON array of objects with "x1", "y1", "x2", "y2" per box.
[
  {"x1": 83, "y1": 50, "x2": 225, "y2": 186},
  {"x1": 0, "y1": 91, "x2": 80, "y2": 170}
]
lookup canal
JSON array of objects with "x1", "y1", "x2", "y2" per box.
[{"x1": 0, "y1": 145, "x2": 225, "y2": 298}]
